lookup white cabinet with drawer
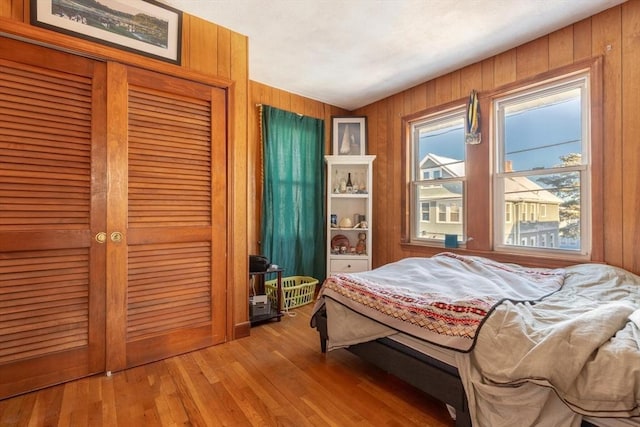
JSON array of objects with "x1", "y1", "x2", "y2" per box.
[
  {"x1": 330, "y1": 258, "x2": 369, "y2": 273},
  {"x1": 325, "y1": 155, "x2": 375, "y2": 277}
]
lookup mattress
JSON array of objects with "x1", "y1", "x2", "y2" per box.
[{"x1": 388, "y1": 332, "x2": 458, "y2": 367}]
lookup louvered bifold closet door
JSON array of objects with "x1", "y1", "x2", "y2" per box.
[
  {"x1": 105, "y1": 64, "x2": 227, "y2": 371},
  {"x1": 0, "y1": 39, "x2": 106, "y2": 398}
]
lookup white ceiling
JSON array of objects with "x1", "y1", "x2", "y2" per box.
[{"x1": 163, "y1": 0, "x2": 625, "y2": 111}]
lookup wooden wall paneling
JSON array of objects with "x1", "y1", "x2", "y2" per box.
[
  {"x1": 1, "y1": 0, "x2": 23, "y2": 20},
  {"x1": 0, "y1": 0, "x2": 22, "y2": 20},
  {"x1": 390, "y1": 93, "x2": 405, "y2": 262},
  {"x1": 179, "y1": 14, "x2": 192, "y2": 67},
  {"x1": 0, "y1": 1, "x2": 9, "y2": 17},
  {"x1": 549, "y1": 26, "x2": 575, "y2": 69},
  {"x1": 230, "y1": 30, "x2": 249, "y2": 338},
  {"x1": 247, "y1": 83, "x2": 264, "y2": 256},
  {"x1": 464, "y1": 101, "x2": 491, "y2": 252},
  {"x1": 574, "y1": 19, "x2": 594, "y2": 61},
  {"x1": 621, "y1": 0, "x2": 640, "y2": 272},
  {"x1": 481, "y1": 57, "x2": 495, "y2": 91},
  {"x1": 516, "y1": 36, "x2": 550, "y2": 80},
  {"x1": 450, "y1": 70, "x2": 462, "y2": 100},
  {"x1": 217, "y1": 26, "x2": 231, "y2": 78},
  {"x1": 183, "y1": 15, "x2": 219, "y2": 75},
  {"x1": 493, "y1": 49, "x2": 517, "y2": 88},
  {"x1": 307, "y1": 97, "x2": 324, "y2": 119},
  {"x1": 402, "y1": 88, "x2": 413, "y2": 117},
  {"x1": 276, "y1": 90, "x2": 291, "y2": 112},
  {"x1": 370, "y1": 100, "x2": 389, "y2": 264},
  {"x1": 292, "y1": 92, "x2": 309, "y2": 115},
  {"x1": 592, "y1": 7, "x2": 623, "y2": 267},
  {"x1": 460, "y1": 62, "x2": 483, "y2": 96},
  {"x1": 425, "y1": 80, "x2": 436, "y2": 109},
  {"x1": 587, "y1": 57, "x2": 605, "y2": 263},
  {"x1": 434, "y1": 74, "x2": 453, "y2": 105},
  {"x1": 410, "y1": 82, "x2": 428, "y2": 112}
]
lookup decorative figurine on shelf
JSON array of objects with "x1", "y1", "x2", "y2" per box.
[
  {"x1": 346, "y1": 172, "x2": 353, "y2": 193},
  {"x1": 355, "y1": 232, "x2": 366, "y2": 254}
]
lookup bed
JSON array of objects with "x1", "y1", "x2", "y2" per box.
[{"x1": 310, "y1": 252, "x2": 640, "y2": 427}]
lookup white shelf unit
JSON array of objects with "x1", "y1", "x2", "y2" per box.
[{"x1": 325, "y1": 155, "x2": 375, "y2": 277}]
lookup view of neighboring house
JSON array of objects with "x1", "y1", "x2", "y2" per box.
[
  {"x1": 417, "y1": 153, "x2": 465, "y2": 240},
  {"x1": 502, "y1": 174, "x2": 563, "y2": 248},
  {"x1": 417, "y1": 153, "x2": 564, "y2": 249}
]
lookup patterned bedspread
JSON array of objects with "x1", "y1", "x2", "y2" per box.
[{"x1": 313, "y1": 252, "x2": 565, "y2": 351}]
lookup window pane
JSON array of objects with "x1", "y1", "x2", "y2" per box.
[
  {"x1": 415, "y1": 115, "x2": 465, "y2": 180},
  {"x1": 421, "y1": 201, "x2": 430, "y2": 222},
  {"x1": 499, "y1": 172, "x2": 581, "y2": 251},
  {"x1": 415, "y1": 182, "x2": 463, "y2": 240},
  {"x1": 502, "y1": 87, "x2": 583, "y2": 172},
  {"x1": 411, "y1": 108, "x2": 466, "y2": 243}
]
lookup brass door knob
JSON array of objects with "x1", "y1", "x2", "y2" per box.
[
  {"x1": 95, "y1": 232, "x2": 107, "y2": 243},
  {"x1": 110, "y1": 232, "x2": 123, "y2": 243}
]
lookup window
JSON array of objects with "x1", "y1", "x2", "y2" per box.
[
  {"x1": 409, "y1": 107, "x2": 466, "y2": 243},
  {"x1": 437, "y1": 201, "x2": 462, "y2": 223},
  {"x1": 450, "y1": 203, "x2": 461, "y2": 223},
  {"x1": 421, "y1": 201, "x2": 430, "y2": 222},
  {"x1": 493, "y1": 72, "x2": 591, "y2": 256}
]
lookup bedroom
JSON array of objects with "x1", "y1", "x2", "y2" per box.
[{"x1": 0, "y1": 0, "x2": 639, "y2": 425}]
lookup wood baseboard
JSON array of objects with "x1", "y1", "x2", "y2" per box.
[{"x1": 234, "y1": 321, "x2": 251, "y2": 339}]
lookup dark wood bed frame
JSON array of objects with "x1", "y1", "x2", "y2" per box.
[{"x1": 313, "y1": 307, "x2": 600, "y2": 427}]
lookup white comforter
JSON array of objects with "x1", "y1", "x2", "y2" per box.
[
  {"x1": 458, "y1": 263, "x2": 640, "y2": 427},
  {"x1": 314, "y1": 253, "x2": 564, "y2": 351}
]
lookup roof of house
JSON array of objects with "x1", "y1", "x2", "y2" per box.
[{"x1": 419, "y1": 153, "x2": 564, "y2": 205}]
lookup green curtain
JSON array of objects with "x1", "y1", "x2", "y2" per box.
[{"x1": 261, "y1": 105, "x2": 325, "y2": 282}]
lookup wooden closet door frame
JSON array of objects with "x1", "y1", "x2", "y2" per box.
[
  {"x1": 0, "y1": 37, "x2": 107, "y2": 398},
  {"x1": 105, "y1": 62, "x2": 228, "y2": 372}
]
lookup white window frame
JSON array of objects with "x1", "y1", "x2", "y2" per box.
[
  {"x1": 409, "y1": 105, "x2": 466, "y2": 244},
  {"x1": 493, "y1": 72, "x2": 592, "y2": 258}
]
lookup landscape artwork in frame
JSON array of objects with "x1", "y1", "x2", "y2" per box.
[
  {"x1": 30, "y1": 0, "x2": 182, "y2": 64},
  {"x1": 332, "y1": 116, "x2": 367, "y2": 156}
]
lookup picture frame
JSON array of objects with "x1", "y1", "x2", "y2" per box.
[
  {"x1": 30, "y1": 0, "x2": 182, "y2": 65},
  {"x1": 332, "y1": 116, "x2": 367, "y2": 156}
]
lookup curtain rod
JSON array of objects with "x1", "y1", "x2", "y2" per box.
[{"x1": 255, "y1": 103, "x2": 304, "y2": 117}]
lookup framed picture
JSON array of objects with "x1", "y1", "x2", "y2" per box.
[
  {"x1": 30, "y1": 0, "x2": 182, "y2": 64},
  {"x1": 332, "y1": 116, "x2": 367, "y2": 156}
]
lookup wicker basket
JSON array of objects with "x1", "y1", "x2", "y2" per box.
[{"x1": 265, "y1": 276, "x2": 318, "y2": 309}]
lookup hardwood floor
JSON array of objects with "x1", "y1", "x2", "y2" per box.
[{"x1": 0, "y1": 303, "x2": 455, "y2": 427}]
